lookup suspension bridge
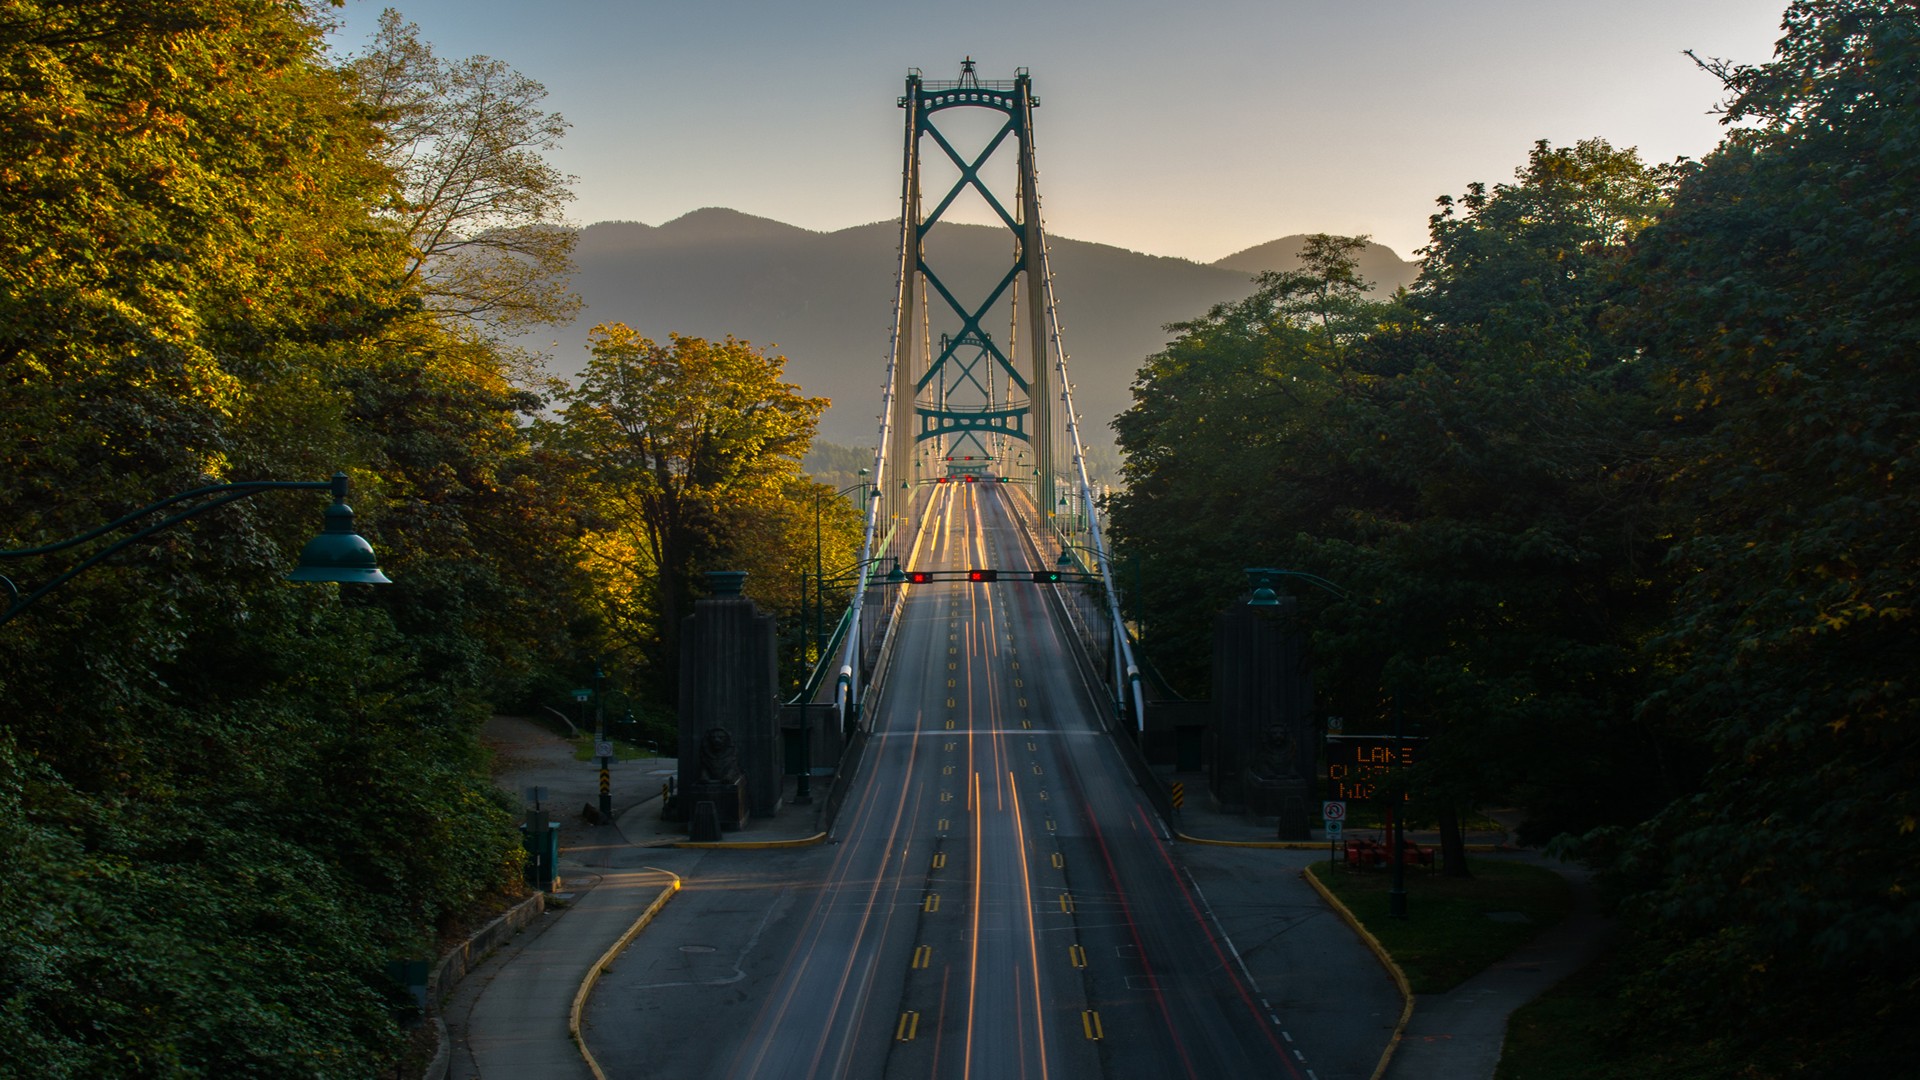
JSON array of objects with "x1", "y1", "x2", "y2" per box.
[
  {"x1": 829, "y1": 59, "x2": 1144, "y2": 745},
  {"x1": 589, "y1": 63, "x2": 1380, "y2": 1080}
]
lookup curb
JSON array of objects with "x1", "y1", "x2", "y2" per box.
[
  {"x1": 1302, "y1": 862, "x2": 1414, "y2": 1080},
  {"x1": 570, "y1": 869, "x2": 683, "y2": 1080},
  {"x1": 418, "y1": 891, "x2": 548, "y2": 1079},
  {"x1": 1175, "y1": 832, "x2": 1325, "y2": 850},
  {"x1": 672, "y1": 831, "x2": 829, "y2": 850},
  {"x1": 1176, "y1": 832, "x2": 1510, "y2": 853}
]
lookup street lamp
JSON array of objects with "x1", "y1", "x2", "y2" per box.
[
  {"x1": 1, "y1": 471, "x2": 387, "y2": 626},
  {"x1": 1243, "y1": 567, "x2": 1406, "y2": 916},
  {"x1": 794, "y1": 553, "x2": 904, "y2": 801},
  {"x1": 1053, "y1": 542, "x2": 1107, "y2": 583},
  {"x1": 1244, "y1": 567, "x2": 1349, "y2": 607},
  {"x1": 814, "y1": 469, "x2": 876, "y2": 654}
]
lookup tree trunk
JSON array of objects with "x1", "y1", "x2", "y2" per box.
[{"x1": 1439, "y1": 804, "x2": 1471, "y2": 877}]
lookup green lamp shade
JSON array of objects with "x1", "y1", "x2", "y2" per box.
[{"x1": 288, "y1": 501, "x2": 391, "y2": 584}]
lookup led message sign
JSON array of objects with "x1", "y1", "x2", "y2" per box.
[{"x1": 1324, "y1": 736, "x2": 1425, "y2": 801}]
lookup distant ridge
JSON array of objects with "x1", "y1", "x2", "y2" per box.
[
  {"x1": 535, "y1": 209, "x2": 1417, "y2": 447},
  {"x1": 1213, "y1": 235, "x2": 1418, "y2": 291}
]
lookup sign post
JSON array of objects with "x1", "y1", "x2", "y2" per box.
[{"x1": 1323, "y1": 800, "x2": 1347, "y2": 867}]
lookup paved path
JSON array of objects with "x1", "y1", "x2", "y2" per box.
[
  {"x1": 446, "y1": 864, "x2": 676, "y2": 1080},
  {"x1": 439, "y1": 717, "x2": 681, "y2": 1079},
  {"x1": 1383, "y1": 855, "x2": 1610, "y2": 1080}
]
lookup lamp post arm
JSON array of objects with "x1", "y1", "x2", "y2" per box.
[
  {"x1": 0, "y1": 476, "x2": 343, "y2": 627},
  {"x1": 1271, "y1": 569, "x2": 1351, "y2": 600},
  {"x1": 2, "y1": 478, "x2": 335, "y2": 559}
]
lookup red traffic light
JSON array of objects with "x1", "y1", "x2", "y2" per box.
[
  {"x1": 936, "y1": 477, "x2": 949, "y2": 484},
  {"x1": 967, "y1": 569, "x2": 998, "y2": 583},
  {"x1": 964, "y1": 475, "x2": 976, "y2": 483},
  {"x1": 907, "y1": 571, "x2": 934, "y2": 584}
]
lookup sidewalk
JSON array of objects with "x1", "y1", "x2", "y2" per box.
[
  {"x1": 1170, "y1": 772, "x2": 1608, "y2": 1080},
  {"x1": 1384, "y1": 855, "x2": 1609, "y2": 1080},
  {"x1": 437, "y1": 717, "x2": 824, "y2": 1079}
]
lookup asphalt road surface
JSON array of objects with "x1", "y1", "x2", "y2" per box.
[{"x1": 588, "y1": 483, "x2": 1352, "y2": 1079}]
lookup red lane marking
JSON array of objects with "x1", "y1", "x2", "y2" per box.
[
  {"x1": 1134, "y1": 803, "x2": 1303, "y2": 1078},
  {"x1": 1081, "y1": 793, "x2": 1200, "y2": 1080}
]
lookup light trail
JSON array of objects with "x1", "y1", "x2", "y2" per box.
[
  {"x1": 1008, "y1": 767, "x2": 1051, "y2": 1080},
  {"x1": 964, "y1": 767, "x2": 983, "y2": 1080}
]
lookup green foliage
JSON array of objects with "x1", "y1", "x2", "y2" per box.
[
  {"x1": 548, "y1": 327, "x2": 840, "y2": 701},
  {"x1": 1116, "y1": 2, "x2": 1919, "y2": 1070},
  {"x1": 1113, "y1": 187, "x2": 1681, "y2": 846},
  {"x1": 0, "y1": 4, "x2": 570, "y2": 1073},
  {"x1": 1110, "y1": 234, "x2": 1369, "y2": 691},
  {"x1": 1599, "y1": 0, "x2": 1920, "y2": 1067}
]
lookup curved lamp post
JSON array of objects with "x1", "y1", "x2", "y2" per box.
[
  {"x1": 1243, "y1": 566, "x2": 1412, "y2": 918},
  {"x1": 1, "y1": 471, "x2": 388, "y2": 627},
  {"x1": 1243, "y1": 566, "x2": 1349, "y2": 606},
  {"x1": 795, "y1": 553, "x2": 904, "y2": 800}
]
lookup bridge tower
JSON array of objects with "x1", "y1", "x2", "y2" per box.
[
  {"x1": 888, "y1": 60, "x2": 1055, "y2": 516},
  {"x1": 845, "y1": 61, "x2": 1140, "y2": 736}
]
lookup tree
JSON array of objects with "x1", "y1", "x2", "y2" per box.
[
  {"x1": 1313, "y1": 140, "x2": 1681, "y2": 865},
  {"x1": 1606, "y1": 1, "x2": 1920, "y2": 1068},
  {"x1": 1109, "y1": 236, "x2": 1377, "y2": 693},
  {"x1": 0, "y1": 4, "x2": 553, "y2": 1073},
  {"x1": 553, "y1": 327, "x2": 829, "y2": 699},
  {"x1": 349, "y1": 9, "x2": 579, "y2": 336}
]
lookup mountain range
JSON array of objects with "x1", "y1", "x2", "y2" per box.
[{"x1": 530, "y1": 209, "x2": 1418, "y2": 448}]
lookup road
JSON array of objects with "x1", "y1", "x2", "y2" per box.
[{"x1": 589, "y1": 482, "x2": 1333, "y2": 1079}]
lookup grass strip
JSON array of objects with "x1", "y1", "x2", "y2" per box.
[
  {"x1": 571, "y1": 735, "x2": 672, "y2": 763},
  {"x1": 1307, "y1": 855, "x2": 1571, "y2": 993}
]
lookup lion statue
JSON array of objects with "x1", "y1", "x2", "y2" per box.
[{"x1": 698, "y1": 726, "x2": 740, "y2": 783}]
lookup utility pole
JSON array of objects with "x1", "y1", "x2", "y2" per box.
[{"x1": 596, "y1": 665, "x2": 612, "y2": 821}]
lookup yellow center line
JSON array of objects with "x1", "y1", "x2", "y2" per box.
[{"x1": 1007, "y1": 768, "x2": 1050, "y2": 1080}]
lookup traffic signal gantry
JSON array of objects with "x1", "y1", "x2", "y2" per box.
[{"x1": 900, "y1": 567, "x2": 1084, "y2": 585}]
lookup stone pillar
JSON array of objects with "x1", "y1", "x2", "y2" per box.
[
  {"x1": 1208, "y1": 595, "x2": 1314, "y2": 837},
  {"x1": 678, "y1": 571, "x2": 782, "y2": 825}
]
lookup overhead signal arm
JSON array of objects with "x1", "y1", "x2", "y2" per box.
[{"x1": 897, "y1": 567, "x2": 1092, "y2": 584}]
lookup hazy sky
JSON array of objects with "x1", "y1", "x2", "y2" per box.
[{"x1": 326, "y1": 0, "x2": 1789, "y2": 262}]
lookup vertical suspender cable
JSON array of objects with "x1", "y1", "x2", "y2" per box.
[{"x1": 1024, "y1": 125, "x2": 1148, "y2": 734}]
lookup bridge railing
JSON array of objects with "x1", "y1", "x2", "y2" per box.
[{"x1": 1029, "y1": 170, "x2": 1148, "y2": 734}]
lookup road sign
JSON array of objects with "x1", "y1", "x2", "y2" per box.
[
  {"x1": 1327, "y1": 715, "x2": 1344, "y2": 734},
  {"x1": 1326, "y1": 819, "x2": 1343, "y2": 839},
  {"x1": 595, "y1": 740, "x2": 613, "y2": 759},
  {"x1": 1322, "y1": 800, "x2": 1347, "y2": 822},
  {"x1": 1325, "y1": 736, "x2": 1427, "y2": 801},
  {"x1": 571, "y1": 689, "x2": 591, "y2": 702}
]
